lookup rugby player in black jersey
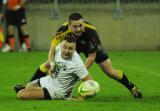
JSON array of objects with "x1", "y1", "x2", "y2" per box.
[{"x1": 15, "y1": 13, "x2": 142, "y2": 99}]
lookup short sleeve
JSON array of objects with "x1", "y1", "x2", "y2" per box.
[
  {"x1": 74, "y1": 64, "x2": 89, "y2": 79},
  {"x1": 86, "y1": 29, "x2": 100, "y2": 53}
]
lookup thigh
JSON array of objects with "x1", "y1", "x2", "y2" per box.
[
  {"x1": 25, "y1": 79, "x2": 52, "y2": 100},
  {"x1": 18, "y1": 87, "x2": 45, "y2": 99},
  {"x1": 16, "y1": 8, "x2": 27, "y2": 26},
  {"x1": 95, "y1": 48, "x2": 109, "y2": 64},
  {"x1": 5, "y1": 11, "x2": 16, "y2": 25}
]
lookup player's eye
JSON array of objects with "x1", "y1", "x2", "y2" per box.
[
  {"x1": 79, "y1": 24, "x2": 82, "y2": 27},
  {"x1": 73, "y1": 25, "x2": 78, "y2": 28},
  {"x1": 63, "y1": 45, "x2": 67, "y2": 49},
  {"x1": 69, "y1": 47, "x2": 73, "y2": 51}
]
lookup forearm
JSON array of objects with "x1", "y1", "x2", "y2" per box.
[
  {"x1": 48, "y1": 38, "x2": 61, "y2": 63},
  {"x1": 48, "y1": 44, "x2": 56, "y2": 74},
  {"x1": 48, "y1": 47, "x2": 55, "y2": 63},
  {"x1": 85, "y1": 52, "x2": 96, "y2": 69},
  {"x1": 82, "y1": 74, "x2": 93, "y2": 82}
]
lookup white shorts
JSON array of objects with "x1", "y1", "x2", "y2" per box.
[{"x1": 39, "y1": 75, "x2": 65, "y2": 100}]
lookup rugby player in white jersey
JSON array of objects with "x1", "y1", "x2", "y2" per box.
[{"x1": 17, "y1": 34, "x2": 93, "y2": 100}]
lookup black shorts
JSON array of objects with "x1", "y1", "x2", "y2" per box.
[
  {"x1": 5, "y1": 8, "x2": 27, "y2": 26},
  {"x1": 38, "y1": 80, "x2": 52, "y2": 100},
  {"x1": 95, "y1": 48, "x2": 109, "y2": 63},
  {"x1": 78, "y1": 47, "x2": 109, "y2": 64}
]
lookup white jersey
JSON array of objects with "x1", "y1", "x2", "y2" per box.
[{"x1": 40, "y1": 43, "x2": 88, "y2": 99}]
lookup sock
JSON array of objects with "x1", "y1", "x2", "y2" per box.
[
  {"x1": 117, "y1": 70, "x2": 134, "y2": 91},
  {"x1": 9, "y1": 36, "x2": 15, "y2": 50},
  {"x1": 23, "y1": 35, "x2": 30, "y2": 49},
  {"x1": 30, "y1": 64, "x2": 48, "y2": 82}
]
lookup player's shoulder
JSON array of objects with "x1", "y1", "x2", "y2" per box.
[
  {"x1": 56, "y1": 22, "x2": 71, "y2": 36},
  {"x1": 58, "y1": 22, "x2": 69, "y2": 30},
  {"x1": 55, "y1": 22, "x2": 71, "y2": 40},
  {"x1": 83, "y1": 21, "x2": 96, "y2": 30}
]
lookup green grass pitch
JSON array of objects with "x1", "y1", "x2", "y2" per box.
[{"x1": 0, "y1": 51, "x2": 160, "y2": 111}]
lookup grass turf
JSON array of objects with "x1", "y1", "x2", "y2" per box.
[{"x1": 0, "y1": 51, "x2": 160, "y2": 111}]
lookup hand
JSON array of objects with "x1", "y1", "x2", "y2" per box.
[{"x1": 67, "y1": 96, "x2": 84, "y2": 101}]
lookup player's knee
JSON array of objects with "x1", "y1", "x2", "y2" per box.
[
  {"x1": 17, "y1": 89, "x2": 26, "y2": 99},
  {"x1": 107, "y1": 70, "x2": 117, "y2": 78},
  {"x1": 25, "y1": 82, "x2": 33, "y2": 88},
  {"x1": 41, "y1": 61, "x2": 50, "y2": 69},
  {"x1": 40, "y1": 62, "x2": 50, "y2": 73}
]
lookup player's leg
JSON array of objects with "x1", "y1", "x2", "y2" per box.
[
  {"x1": 1, "y1": 25, "x2": 16, "y2": 52},
  {"x1": 17, "y1": 80, "x2": 51, "y2": 100},
  {"x1": 17, "y1": 88, "x2": 45, "y2": 100},
  {"x1": 29, "y1": 60, "x2": 50, "y2": 81},
  {"x1": 95, "y1": 49, "x2": 142, "y2": 98},
  {"x1": 17, "y1": 25, "x2": 23, "y2": 46},
  {"x1": 17, "y1": 8, "x2": 30, "y2": 51},
  {"x1": 19, "y1": 24, "x2": 30, "y2": 51},
  {"x1": 99, "y1": 59, "x2": 134, "y2": 88},
  {"x1": 1, "y1": 26, "x2": 11, "y2": 52},
  {"x1": 3, "y1": 10, "x2": 16, "y2": 52},
  {"x1": 7, "y1": 25, "x2": 15, "y2": 51},
  {"x1": 14, "y1": 60, "x2": 50, "y2": 92}
]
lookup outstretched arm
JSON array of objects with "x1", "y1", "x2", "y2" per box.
[
  {"x1": 85, "y1": 52, "x2": 96, "y2": 69},
  {"x1": 67, "y1": 74, "x2": 93, "y2": 101},
  {"x1": 48, "y1": 38, "x2": 61, "y2": 73}
]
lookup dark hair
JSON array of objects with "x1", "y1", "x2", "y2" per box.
[
  {"x1": 64, "y1": 34, "x2": 76, "y2": 43},
  {"x1": 69, "y1": 13, "x2": 83, "y2": 21}
]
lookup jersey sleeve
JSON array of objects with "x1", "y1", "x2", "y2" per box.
[
  {"x1": 87, "y1": 29, "x2": 100, "y2": 53},
  {"x1": 74, "y1": 63, "x2": 89, "y2": 80},
  {"x1": 51, "y1": 25, "x2": 68, "y2": 47}
]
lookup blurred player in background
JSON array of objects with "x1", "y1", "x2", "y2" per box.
[
  {"x1": 17, "y1": 34, "x2": 92, "y2": 100},
  {"x1": 1, "y1": 0, "x2": 30, "y2": 52},
  {"x1": 15, "y1": 13, "x2": 142, "y2": 99},
  {"x1": 0, "y1": 18, "x2": 5, "y2": 49},
  {"x1": 0, "y1": 1, "x2": 5, "y2": 49}
]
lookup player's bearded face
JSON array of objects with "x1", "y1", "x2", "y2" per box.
[
  {"x1": 61, "y1": 41, "x2": 76, "y2": 60},
  {"x1": 69, "y1": 19, "x2": 84, "y2": 37}
]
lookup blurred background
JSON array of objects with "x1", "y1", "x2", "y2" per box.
[{"x1": 3, "y1": 0, "x2": 160, "y2": 51}]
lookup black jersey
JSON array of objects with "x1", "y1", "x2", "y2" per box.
[{"x1": 51, "y1": 21, "x2": 102, "y2": 54}]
